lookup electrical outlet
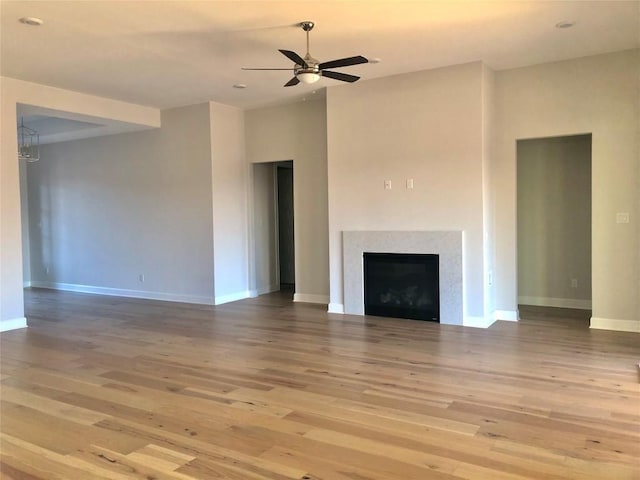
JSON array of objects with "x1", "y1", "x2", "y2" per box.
[
  {"x1": 571, "y1": 278, "x2": 578, "y2": 288},
  {"x1": 139, "y1": 274, "x2": 145, "y2": 282},
  {"x1": 616, "y1": 212, "x2": 630, "y2": 224},
  {"x1": 44, "y1": 267, "x2": 49, "y2": 276}
]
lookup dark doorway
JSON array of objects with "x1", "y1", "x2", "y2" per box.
[{"x1": 277, "y1": 163, "x2": 294, "y2": 290}]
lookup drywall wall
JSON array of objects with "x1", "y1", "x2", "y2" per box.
[
  {"x1": 19, "y1": 160, "x2": 31, "y2": 286},
  {"x1": 245, "y1": 98, "x2": 329, "y2": 304},
  {"x1": 482, "y1": 64, "x2": 498, "y2": 319},
  {"x1": 252, "y1": 162, "x2": 278, "y2": 294},
  {"x1": 326, "y1": 62, "x2": 488, "y2": 322},
  {"x1": 0, "y1": 76, "x2": 159, "y2": 331},
  {"x1": 210, "y1": 102, "x2": 249, "y2": 304},
  {"x1": 517, "y1": 135, "x2": 592, "y2": 309},
  {"x1": 494, "y1": 49, "x2": 639, "y2": 332},
  {"x1": 28, "y1": 103, "x2": 216, "y2": 303},
  {"x1": 0, "y1": 79, "x2": 24, "y2": 329}
]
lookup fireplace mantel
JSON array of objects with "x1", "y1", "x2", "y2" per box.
[{"x1": 342, "y1": 231, "x2": 463, "y2": 325}]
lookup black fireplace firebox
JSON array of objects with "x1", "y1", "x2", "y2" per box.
[{"x1": 363, "y1": 252, "x2": 440, "y2": 322}]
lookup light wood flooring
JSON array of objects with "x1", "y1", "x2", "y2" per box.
[{"x1": 1, "y1": 289, "x2": 639, "y2": 479}]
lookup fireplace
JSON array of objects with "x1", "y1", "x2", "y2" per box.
[
  {"x1": 342, "y1": 231, "x2": 462, "y2": 325},
  {"x1": 363, "y1": 252, "x2": 439, "y2": 322}
]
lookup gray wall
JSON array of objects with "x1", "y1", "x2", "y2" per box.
[
  {"x1": 19, "y1": 160, "x2": 31, "y2": 286},
  {"x1": 210, "y1": 102, "x2": 249, "y2": 303},
  {"x1": 252, "y1": 162, "x2": 278, "y2": 294},
  {"x1": 27, "y1": 104, "x2": 216, "y2": 303},
  {"x1": 481, "y1": 64, "x2": 496, "y2": 317},
  {"x1": 1, "y1": 76, "x2": 161, "y2": 330},
  {"x1": 245, "y1": 98, "x2": 329, "y2": 304},
  {"x1": 494, "y1": 49, "x2": 639, "y2": 330},
  {"x1": 26, "y1": 101, "x2": 250, "y2": 306},
  {"x1": 517, "y1": 135, "x2": 592, "y2": 308},
  {"x1": 326, "y1": 62, "x2": 489, "y2": 321}
]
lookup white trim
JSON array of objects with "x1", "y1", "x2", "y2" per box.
[
  {"x1": 23, "y1": 281, "x2": 31, "y2": 288},
  {"x1": 248, "y1": 290, "x2": 259, "y2": 298},
  {"x1": 293, "y1": 293, "x2": 329, "y2": 305},
  {"x1": 0, "y1": 317, "x2": 28, "y2": 332},
  {"x1": 464, "y1": 315, "x2": 496, "y2": 329},
  {"x1": 495, "y1": 310, "x2": 519, "y2": 321},
  {"x1": 518, "y1": 296, "x2": 592, "y2": 310},
  {"x1": 214, "y1": 291, "x2": 251, "y2": 305},
  {"x1": 328, "y1": 303, "x2": 345, "y2": 314},
  {"x1": 30, "y1": 281, "x2": 214, "y2": 305},
  {"x1": 590, "y1": 317, "x2": 640, "y2": 333}
]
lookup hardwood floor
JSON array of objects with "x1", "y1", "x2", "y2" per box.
[{"x1": 1, "y1": 289, "x2": 639, "y2": 479}]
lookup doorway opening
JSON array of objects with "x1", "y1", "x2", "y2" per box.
[
  {"x1": 516, "y1": 134, "x2": 592, "y2": 325},
  {"x1": 252, "y1": 160, "x2": 295, "y2": 299}
]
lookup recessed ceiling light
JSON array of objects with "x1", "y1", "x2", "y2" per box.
[
  {"x1": 555, "y1": 21, "x2": 576, "y2": 29},
  {"x1": 19, "y1": 17, "x2": 44, "y2": 26},
  {"x1": 233, "y1": 84, "x2": 247, "y2": 89}
]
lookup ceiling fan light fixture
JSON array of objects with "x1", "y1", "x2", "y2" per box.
[
  {"x1": 297, "y1": 72, "x2": 320, "y2": 84},
  {"x1": 242, "y1": 21, "x2": 369, "y2": 88}
]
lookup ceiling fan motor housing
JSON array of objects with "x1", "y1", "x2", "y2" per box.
[
  {"x1": 295, "y1": 54, "x2": 319, "y2": 75},
  {"x1": 295, "y1": 65, "x2": 320, "y2": 74}
]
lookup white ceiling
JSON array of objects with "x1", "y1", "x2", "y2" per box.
[{"x1": 2, "y1": 1, "x2": 639, "y2": 111}]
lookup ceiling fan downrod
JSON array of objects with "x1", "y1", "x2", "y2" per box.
[{"x1": 301, "y1": 21, "x2": 314, "y2": 57}]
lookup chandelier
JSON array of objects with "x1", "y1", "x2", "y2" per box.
[{"x1": 18, "y1": 117, "x2": 40, "y2": 162}]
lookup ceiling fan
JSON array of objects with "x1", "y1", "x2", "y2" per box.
[{"x1": 242, "y1": 21, "x2": 369, "y2": 87}]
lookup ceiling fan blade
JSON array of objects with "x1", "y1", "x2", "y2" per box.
[
  {"x1": 321, "y1": 70, "x2": 360, "y2": 83},
  {"x1": 284, "y1": 77, "x2": 300, "y2": 87},
  {"x1": 279, "y1": 49, "x2": 308, "y2": 68},
  {"x1": 242, "y1": 68, "x2": 296, "y2": 71},
  {"x1": 318, "y1": 55, "x2": 368, "y2": 70}
]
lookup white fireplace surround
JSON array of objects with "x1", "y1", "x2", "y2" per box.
[{"x1": 342, "y1": 231, "x2": 464, "y2": 325}]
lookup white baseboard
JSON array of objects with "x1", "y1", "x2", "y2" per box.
[
  {"x1": 494, "y1": 310, "x2": 519, "y2": 321},
  {"x1": 293, "y1": 293, "x2": 329, "y2": 305},
  {"x1": 31, "y1": 281, "x2": 214, "y2": 305},
  {"x1": 590, "y1": 317, "x2": 640, "y2": 333},
  {"x1": 328, "y1": 303, "x2": 344, "y2": 314},
  {"x1": 518, "y1": 296, "x2": 592, "y2": 310},
  {"x1": 464, "y1": 315, "x2": 496, "y2": 329},
  {"x1": 0, "y1": 317, "x2": 28, "y2": 332},
  {"x1": 214, "y1": 291, "x2": 251, "y2": 305}
]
